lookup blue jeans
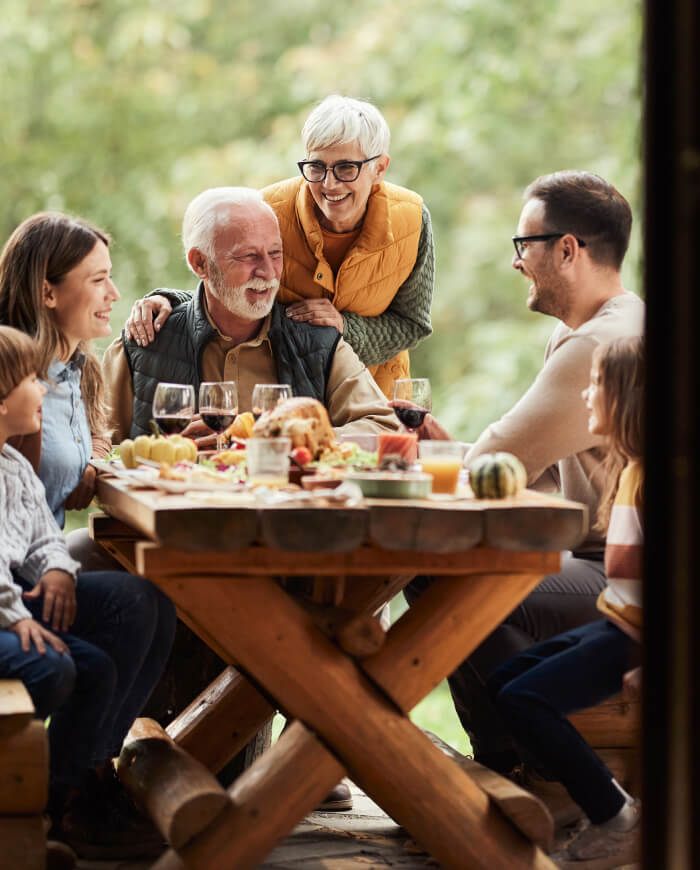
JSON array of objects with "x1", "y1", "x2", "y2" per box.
[
  {"x1": 1, "y1": 571, "x2": 176, "y2": 789},
  {"x1": 405, "y1": 552, "x2": 607, "y2": 770},
  {"x1": 487, "y1": 619, "x2": 639, "y2": 824}
]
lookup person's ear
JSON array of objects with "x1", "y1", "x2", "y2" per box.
[
  {"x1": 560, "y1": 234, "x2": 583, "y2": 268},
  {"x1": 187, "y1": 248, "x2": 209, "y2": 279},
  {"x1": 43, "y1": 280, "x2": 58, "y2": 309},
  {"x1": 374, "y1": 154, "x2": 390, "y2": 183}
]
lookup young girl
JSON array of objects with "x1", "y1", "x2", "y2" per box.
[
  {"x1": 488, "y1": 335, "x2": 643, "y2": 868},
  {"x1": 0, "y1": 212, "x2": 117, "y2": 564},
  {"x1": 0, "y1": 326, "x2": 175, "y2": 860}
]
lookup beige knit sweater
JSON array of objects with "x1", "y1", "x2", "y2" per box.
[{"x1": 465, "y1": 293, "x2": 645, "y2": 550}]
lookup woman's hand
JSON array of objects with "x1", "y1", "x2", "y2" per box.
[
  {"x1": 286, "y1": 299, "x2": 344, "y2": 332},
  {"x1": 64, "y1": 464, "x2": 97, "y2": 511},
  {"x1": 124, "y1": 295, "x2": 172, "y2": 345},
  {"x1": 23, "y1": 570, "x2": 77, "y2": 633},
  {"x1": 10, "y1": 618, "x2": 69, "y2": 655}
]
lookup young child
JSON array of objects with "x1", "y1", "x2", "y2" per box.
[
  {"x1": 0, "y1": 325, "x2": 176, "y2": 860},
  {"x1": 487, "y1": 335, "x2": 644, "y2": 868}
]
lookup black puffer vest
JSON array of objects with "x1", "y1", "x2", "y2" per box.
[{"x1": 123, "y1": 285, "x2": 341, "y2": 437}]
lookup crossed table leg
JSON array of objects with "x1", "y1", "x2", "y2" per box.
[{"x1": 119, "y1": 542, "x2": 560, "y2": 870}]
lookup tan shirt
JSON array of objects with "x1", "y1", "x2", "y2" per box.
[
  {"x1": 465, "y1": 292, "x2": 645, "y2": 550},
  {"x1": 103, "y1": 307, "x2": 398, "y2": 444}
]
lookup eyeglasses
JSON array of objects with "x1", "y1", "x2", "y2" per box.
[
  {"x1": 297, "y1": 155, "x2": 381, "y2": 183},
  {"x1": 512, "y1": 233, "x2": 587, "y2": 260}
]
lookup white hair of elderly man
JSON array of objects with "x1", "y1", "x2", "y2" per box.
[
  {"x1": 181, "y1": 186, "x2": 276, "y2": 269},
  {"x1": 301, "y1": 94, "x2": 391, "y2": 158}
]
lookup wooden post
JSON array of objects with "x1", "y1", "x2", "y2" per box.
[{"x1": 118, "y1": 718, "x2": 229, "y2": 848}]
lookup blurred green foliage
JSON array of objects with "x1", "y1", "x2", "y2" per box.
[{"x1": 1, "y1": 0, "x2": 642, "y2": 439}]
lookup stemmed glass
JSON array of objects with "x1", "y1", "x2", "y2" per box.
[
  {"x1": 251, "y1": 384, "x2": 292, "y2": 421},
  {"x1": 199, "y1": 381, "x2": 239, "y2": 452},
  {"x1": 392, "y1": 378, "x2": 432, "y2": 430},
  {"x1": 152, "y1": 382, "x2": 195, "y2": 435}
]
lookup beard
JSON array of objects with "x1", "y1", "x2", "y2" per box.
[
  {"x1": 207, "y1": 261, "x2": 279, "y2": 320},
  {"x1": 526, "y1": 260, "x2": 572, "y2": 322}
]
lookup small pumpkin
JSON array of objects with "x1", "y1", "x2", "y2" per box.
[{"x1": 469, "y1": 452, "x2": 527, "y2": 499}]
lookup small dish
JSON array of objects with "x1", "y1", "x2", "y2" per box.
[{"x1": 345, "y1": 471, "x2": 432, "y2": 499}]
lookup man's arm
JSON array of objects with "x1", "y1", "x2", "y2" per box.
[
  {"x1": 102, "y1": 336, "x2": 135, "y2": 443},
  {"x1": 464, "y1": 334, "x2": 604, "y2": 487},
  {"x1": 341, "y1": 206, "x2": 434, "y2": 366},
  {"x1": 325, "y1": 339, "x2": 399, "y2": 435}
]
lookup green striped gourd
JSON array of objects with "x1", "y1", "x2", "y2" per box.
[{"x1": 469, "y1": 452, "x2": 527, "y2": 499}]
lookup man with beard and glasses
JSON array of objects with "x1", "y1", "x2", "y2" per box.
[
  {"x1": 102, "y1": 187, "x2": 398, "y2": 444},
  {"x1": 402, "y1": 171, "x2": 645, "y2": 785}
]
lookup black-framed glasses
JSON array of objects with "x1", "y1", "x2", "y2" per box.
[
  {"x1": 297, "y1": 155, "x2": 381, "y2": 183},
  {"x1": 512, "y1": 233, "x2": 587, "y2": 259}
]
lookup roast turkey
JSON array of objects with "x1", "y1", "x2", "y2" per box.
[{"x1": 251, "y1": 397, "x2": 335, "y2": 459}]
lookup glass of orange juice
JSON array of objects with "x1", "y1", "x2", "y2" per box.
[{"x1": 418, "y1": 441, "x2": 465, "y2": 494}]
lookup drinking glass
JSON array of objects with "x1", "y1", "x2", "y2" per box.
[
  {"x1": 152, "y1": 382, "x2": 195, "y2": 435},
  {"x1": 246, "y1": 437, "x2": 291, "y2": 486},
  {"x1": 251, "y1": 384, "x2": 292, "y2": 421},
  {"x1": 392, "y1": 378, "x2": 432, "y2": 430},
  {"x1": 199, "y1": 381, "x2": 238, "y2": 452},
  {"x1": 418, "y1": 440, "x2": 465, "y2": 494}
]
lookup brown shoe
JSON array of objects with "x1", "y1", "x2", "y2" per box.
[{"x1": 315, "y1": 780, "x2": 353, "y2": 811}]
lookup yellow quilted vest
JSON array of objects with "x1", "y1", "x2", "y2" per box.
[{"x1": 262, "y1": 177, "x2": 423, "y2": 398}]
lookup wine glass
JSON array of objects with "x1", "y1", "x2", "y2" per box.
[
  {"x1": 199, "y1": 381, "x2": 239, "y2": 452},
  {"x1": 152, "y1": 382, "x2": 195, "y2": 435},
  {"x1": 251, "y1": 384, "x2": 292, "y2": 421},
  {"x1": 392, "y1": 378, "x2": 432, "y2": 430}
]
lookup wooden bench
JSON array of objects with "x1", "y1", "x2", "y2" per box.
[
  {"x1": 569, "y1": 692, "x2": 641, "y2": 794},
  {"x1": 0, "y1": 680, "x2": 49, "y2": 870}
]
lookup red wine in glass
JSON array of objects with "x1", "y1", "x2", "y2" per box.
[
  {"x1": 199, "y1": 381, "x2": 238, "y2": 452},
  {"x1": 154, "y1": 415, "x2": 191, "y2": 435},
  {"x1": 201, "y1": 411, "x2": 236, "y2": 432},
  {"x1": 394, "y1": 406, "x2": 428, "y2": 429},
  {"x1": 152, "y1": 383, "x2": 195, "y2": 437}
]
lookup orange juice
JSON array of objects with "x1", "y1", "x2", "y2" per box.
[{"x1": 419, "y1": 458, "x2": 462, "y2": 494}]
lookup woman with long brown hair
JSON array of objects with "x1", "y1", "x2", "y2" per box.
[{"x1": 0, "y1": 212, "x2": 115, "y2": 530}]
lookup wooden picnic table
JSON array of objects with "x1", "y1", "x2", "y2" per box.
[{"x1": 91, "y1": 471, "x2": 587, "y2": 870}]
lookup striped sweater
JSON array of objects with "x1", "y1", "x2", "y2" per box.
[{"x1": 598, "y1": 461, "x2": 643, "y2": 630}]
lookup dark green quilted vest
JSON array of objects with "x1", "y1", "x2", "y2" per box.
[{"x1": 123, "y1": 285, "x2": 341, "y2": 437}]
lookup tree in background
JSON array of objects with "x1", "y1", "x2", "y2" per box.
[{"x1": 0, "y1": 0, "x2": 642, "y2": 439}]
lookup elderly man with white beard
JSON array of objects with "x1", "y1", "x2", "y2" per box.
[{"x1": 103, "y1": 186, "x2": 398, "y2": 444}]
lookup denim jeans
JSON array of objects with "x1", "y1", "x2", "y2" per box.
[
  {"x1": 405, "y1": 552, "x2": 607, "y2": 769},
  {"x1": 487, "y1": 619, "x2": 639, "y2": 824},
  {"x1": 2, "y1": 571, "x2": 176, "y2": 789}
]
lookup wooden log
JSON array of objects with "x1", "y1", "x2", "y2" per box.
[
  {"x1": 154, "y1": 572, "x2": 557, "y2": 870},
  {"x1": 152, "y1": 721, "x2": 344, "y2": 870},
  {"x1": 166, "y1": 666, "x2": 275, "y2": 773},
  {"x1": 568, "y1": 695, "x2": 639, "y2": 747},
  {"x1": 0, "y1": 680, "x2": 34, "y2": 738},
  {"x1": 0, "y1": 815, "x2": 46, "y2": 870},
  {"x1": 362, "y1": 573, "x2": 548, "y2": 713},
  {"x1": 0, "y1": 720, "x2": 48, "y2": 814},
  {"x1": 336, "y1": 612, "x2": 385, "y2": 658},
  {"x1": 118, "y1": 718, "x2": 229, "y2": 848}
]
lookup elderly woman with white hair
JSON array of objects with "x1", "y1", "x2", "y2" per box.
[{"x1": 126, "y1": 96, "x2": 434, "y2": 399}]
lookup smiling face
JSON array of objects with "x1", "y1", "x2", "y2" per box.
[
  {"x1": 582, "y1": 363, "x2": 608, "y2": 435},
  {"x1": 512, "y1": 198, "x2": 572, "y2": 321},
  {"x1": 43, "y1": 239, "x2": 119, "y2": 358},
  {"x1": 305, "y1": 141, "x2": 389, "y2": 233},
  {"x1": 0, "y1": 372, "x2": 46, "y2": 437},
  {"x1": 203, "y1": 204, "x2": 283, "y2": 321}
]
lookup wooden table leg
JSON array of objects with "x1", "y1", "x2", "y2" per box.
[
  {"x1": 152, "y1": 721, "x2": 344, "y2": 870},
  {"x1": 152, "y1": 572, "x2": 556, "y2": 870}
]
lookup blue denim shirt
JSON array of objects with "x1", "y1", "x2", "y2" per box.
[{"x1": 38, "y1": 355, "x2": 91, "y2": 529}]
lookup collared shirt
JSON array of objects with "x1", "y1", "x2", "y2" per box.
[
  {"x1": 38, "y1": 355, "x2": 91, "y2": 529},
  {"x1": 102, "y1": 296, "x2": 399, "y2": 444}
]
